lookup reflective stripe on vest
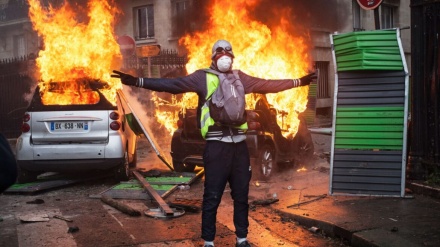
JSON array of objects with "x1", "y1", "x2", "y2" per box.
[{"x1": 200, "y1": 72, "x2": 248, "y2": 139}]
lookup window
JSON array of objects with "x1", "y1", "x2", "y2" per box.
[
  {"x1": 381, "y1": 5, "x2": 394, "y2": 29},
  {"x1": 172, "y1": 0, "x2": 190, "y2": 37},
  {"x1": 134, "y1": 5, "x2": 154, "y2": 40},
  {"x1": 13, "y1": 35, "x2": 26, "y2": 57},
  {"x1": 315, "y1": 61, "x2": 330, "y2": 99}
]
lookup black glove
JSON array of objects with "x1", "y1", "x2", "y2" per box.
[
  {"x1": 299, "y1": 71, "x2": 317, "y2": 86},
  {"x1": 111, "y1": 70, "x2": 138, "y2": 86}
]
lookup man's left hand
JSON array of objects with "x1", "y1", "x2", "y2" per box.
[{"x1": 299, "y1": 72, "x2": 317, "y2": 86}]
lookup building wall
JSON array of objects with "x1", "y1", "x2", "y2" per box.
[
  {"x1": 0, "y1": 0, "x2": 412, "y2": 81},
  {"x1": 116, "y1": 0, "x2": 177, "y2": 51}
]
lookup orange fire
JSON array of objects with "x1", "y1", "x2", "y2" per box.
[
  {"x1": 155, "y1": 0, "x2": 313, "y2": 138},
  {"x1": 28, "y1": 0, "x2": 122, "y2": 105}
]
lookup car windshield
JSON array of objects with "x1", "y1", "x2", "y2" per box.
[{"x1": 28, "y1": 79, "x2": 117, "y2": 112}]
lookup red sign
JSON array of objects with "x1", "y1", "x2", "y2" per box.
[
  {"x1": 357, "y1": 0, "x2": 383, "y2": 10},
  {"x1": 136, "y1": 45, "x2": 161, "y2": 57},
  {"x1": 117, "y1": 35, "x2": 136, "y2": 56}
]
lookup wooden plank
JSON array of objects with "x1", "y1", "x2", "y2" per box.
[{"x1": 132, "y1": 170, "x2": 174, "y2": 216}]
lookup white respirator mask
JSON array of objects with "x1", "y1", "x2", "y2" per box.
[{"x1": 216, "y1": 56, "x2": 232, "y2": 72}]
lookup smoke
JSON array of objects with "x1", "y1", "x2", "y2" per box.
[
  {"x1": 252, "y1": 0, "x2": 349, "y2": 31},
  {"x1": 185, "y1": 0, "x2": 350, "y2": 36}
]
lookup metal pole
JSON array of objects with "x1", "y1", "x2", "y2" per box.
[
  {"x1": 374, "y1": 8, "x2": 380, "y2": 30},
  {"x1": 148, "y1": 57, "x2": 151, "y2": 78}
]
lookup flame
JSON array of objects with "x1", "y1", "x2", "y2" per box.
[
  {"x1": 156, "y1": 0, "x2": 313, "y2": 138},
  {"x1": 297, "y1": 166, "x2": 307, "y2": 172},
  {"x1": 28, "y1": 0, "x2": 122, "y2": 105}
]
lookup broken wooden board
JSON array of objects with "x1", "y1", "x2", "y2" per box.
[{"x1": 18, "y1": 213, "x2": 50, "y2": 223}]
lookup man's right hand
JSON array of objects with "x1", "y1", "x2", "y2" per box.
[{"x1": 111, "y1": 70, "x2": 138, "y2": 86}]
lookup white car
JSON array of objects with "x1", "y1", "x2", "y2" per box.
[{"x1": 15, "y1": 80, "x2": 138, "y2": 183}]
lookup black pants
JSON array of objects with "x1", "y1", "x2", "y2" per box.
[{"x1": 201, "y1": 140, "x2": 252, "y2": 241}]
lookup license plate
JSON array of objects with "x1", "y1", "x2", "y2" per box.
[{"x1": 50, "y1": 121, "x2": 88, "y2": 131}]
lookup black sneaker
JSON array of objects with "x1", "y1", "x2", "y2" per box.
[{"x1": 236, "y1": 240, "x2": 251, "y2": 247}]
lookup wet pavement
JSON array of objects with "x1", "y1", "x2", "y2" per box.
[
  {"x1": 262, "y1": 132, "x2": 440, "y2": 247},
  {"x1": 3, "y1": 123, "x2": 440, "y2": 246}
]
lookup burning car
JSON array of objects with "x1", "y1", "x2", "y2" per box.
[
  {"x1": 170, "y1": 94, "x2": 314, "y2": 180},
  {"x1": 15, "y1": 79, "x2": 138, "y2": 183}
]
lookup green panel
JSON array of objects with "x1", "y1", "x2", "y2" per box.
[
  {"x1": 335, "y1": 125, "x2": 403, "y2": 132},
  {"x1": 113, "y1": 183, "x2": 143, "y2": 190},
  {"x1": 338, "y1": 66, "x2": 403, "y2": 71},
  {"x1": 336, "y1": 111, "x2": 404, "y2": 118},
  {"x1": 335, "y1": 144, "x2": 402, "y2": 150},
  {"x1": 308, "y1": 83, "x2": 317, "y2": 97},
  {"x1": 335, "y1": 40, "x2": 398, "y2": 53},
  {"x1": 303, "y1": 108, "x2": 315, "y2": 126},
  {"x1": 334, "y1": 138, "x2": 403, "y2": 149},
  {"x1": 145, "y1": 176, "x2": 192, "y2": 183},
  {"x1": 337, "y1": 59, "x2": 403, "y2": 68},
  {"x1": 335, "y1": 138, "x2": 403, "y2": 146},
  {"x1": 334, "y1": 104, "x2": 405, "y2": 150},
  {"x1": 125, "y1": 113, "x2": 144, "y2": 135},
  {"x1": 337, "y1": 106, "x2": 404, "y2": 112},
  {"x1": 336, "y1": 132, "x2": 403, "y2": 139},
  {"x1": 336, "y1": 51, "x2": 402, "y2": 63},
  {"x1": 112, "y1": 183, "x2": 175, "y2": 191},
  {"x1": 336, "y1": 118, "x2": 404, "y2": 125},
  {"x1": 333, "y1": 30, "x2": 398, "y2": 50},
  {"x1": 336, "y1": 48, "x2": 401, "y2": 56},
  {"x1": 332, "y1": 30, "x2": 404, "y2": 71},
  {"x1": 304, "y1": 83, "x2": 317, "y2": 126}
]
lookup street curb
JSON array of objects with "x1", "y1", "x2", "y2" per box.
[
  {"x1": 406, "y1": 181, "x2": 440, "y2": 199},
  {"x1": 274, "y1": 209, "x2": 355, "y2": 244}
]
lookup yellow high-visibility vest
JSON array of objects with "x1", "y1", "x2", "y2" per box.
[{"x1": 200, "y1": 71, "x2": 248, "y2": 139}]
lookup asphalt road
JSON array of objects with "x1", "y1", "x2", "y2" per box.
[{"x1": 0, "y1": 135, "x2": 347, "y2": 247}]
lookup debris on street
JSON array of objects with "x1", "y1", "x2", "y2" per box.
[
  {"x1": 18, "y1": 213, "x2": 50, "y2": 223},
  {"x1": 287, "y1": 194, "x2": 327, "y2": 208},
  {"x1": 100, "y1": 195, "x2": 141, "y2": 216},
  {"x1": 132, "y1": 170, "x2": 176, "y2": 217},
  {"x1": 67, "y1": 226, "x2": 79, "y2": 233},
  {"x1": 251, "y1": 198, "x2": 279, "y2": 206},
  {"x1": 26, "y1": 198, "x2": 45, "y2": 204},
  {"x1": 53, "y1": 215, "x2": 73, "y2": 222},
  {"x1": 168, "y1": 198, "x2": 202, "y2": 213},
  {"x1": 308, "y1": 226, "x2": 320, "y2": 233}
]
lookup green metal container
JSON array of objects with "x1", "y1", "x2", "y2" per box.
[{"x1": 333, "y1": 30, "x2": 403, "y2": 71}]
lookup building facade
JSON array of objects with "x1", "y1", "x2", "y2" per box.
[{"x1": 1, "y1": 0, "x2": 410, "y2": 112}]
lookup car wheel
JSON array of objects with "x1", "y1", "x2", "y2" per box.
[
  {"x1": 253, "y1": 144, "x2": 275, "y2": 181},
  {"x1": 17, "y1": 166, "x2": 39, "y2": 184},
  {"x1": 173, "y1": 160, "x2": 196, "y2": 172},
  {"x1": 114, "y1": 150, "x2": 131, "y2": 181},
  {"x1": 295, "y1": 118, "x2": 315, "y2": 164}
]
